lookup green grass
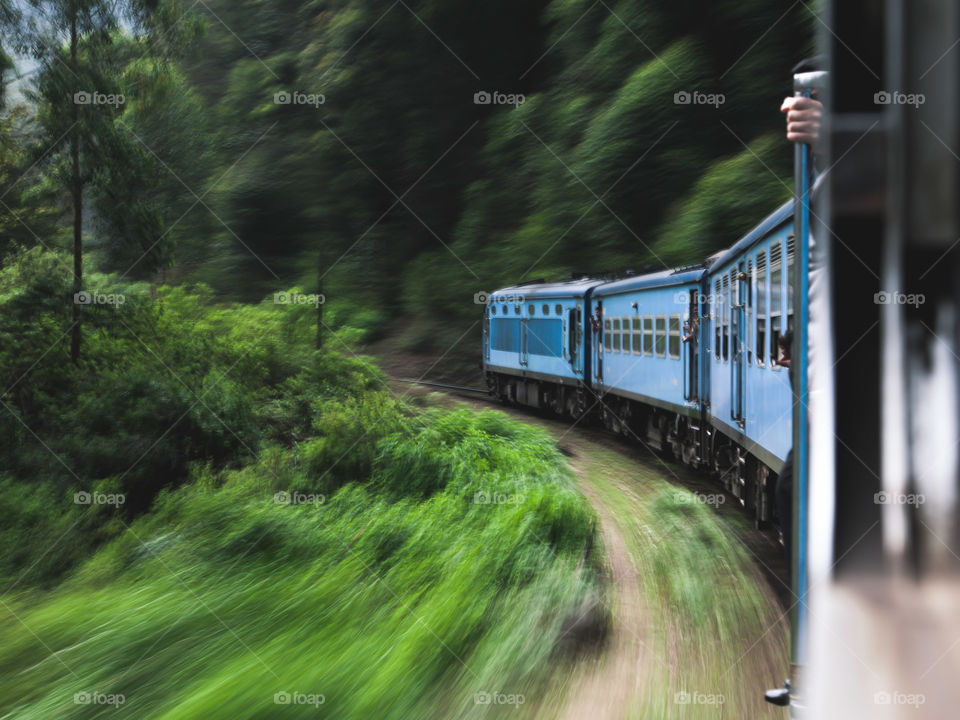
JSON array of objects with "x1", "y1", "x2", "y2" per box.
[{"x1": 0, "y1": 409, "x2": 602, "y2": 719}]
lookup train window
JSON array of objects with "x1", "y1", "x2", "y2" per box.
[
  {"x1": 756, "y1": 250, "x2": 766, "y2": 367},
  {"x1": 786, "y1": 233, "x2": 795, "y2": 317},
  {"x1": 529, "y1": 304, "x2": 535, "y2": 315},
  {"x1": 770, "y1": 241, "x2": 782, "y2": 367},
  {"x1": 722, "y1": 274, "x2": 729, "y2": 362},
  {"x1": 632, "y1": 317, "x2": 642, "y2": 355},
  {"x1": 604, "y1": 318, "x2": 612, "y2": 352},
  {"x1": 612, "y1": 318, "x2": 621, "y2": 352},
  {"x1": 503, "y1": 305, "x2": 508, "y2": 315},
  {"x1": 655, "y1": 316, "x2": 666, "y2": 357},
  {"x1": 643, "y1": 316, "x2": 653, "y2": 356},
  {"x1": 542, "y1": 304, "x2": 549, "y2": 315},
  {"x1": 669, "y1": 315, "x2": 681, "y2": 359},
  {"x1": 555, "y1": 304, "x2": 562, "y2": 315},
  {"x1": 491, "y1": 305, "x2": 497, "y2": 315},
  {"x1": 714, "y1": 279, "x2": 722, "y2": 361},
  {"x1": 514, "y1": 304, "x2": 521, "y2": 315},
  {"x1": 730, "y1": 268, "x2": 739, "y2": 363},
  {"x1": 576, "y1": 307, "x2": 583, "y2": 352},
  {"x1": 568, "y1": 309, "x2": 577, "y2": 360},
  {"x1": 620, "y1": 317, "x2": 629, "y2": 353},
  {"x1": 746, "y1": 259, "x2": 753, "y2": 365}
]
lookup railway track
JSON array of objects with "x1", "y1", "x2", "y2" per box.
[{"x1": 397, "y1": 379, "x2": 490, "y2": 396}]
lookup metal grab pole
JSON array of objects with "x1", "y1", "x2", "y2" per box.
[{"x1": 791, "y1": 70, "x2": 827, "y2": 675}]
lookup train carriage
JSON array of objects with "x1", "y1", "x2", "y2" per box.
[
  {"x1": 589, "y1": 268, "x2": 707, "y2": 461},
  {"x1": 483, "y1": 279, "x2": 604, "y2": 418},
  {"x1": 704, "y1": 201, "x2": 795, "y2": 519},
  {"x1": 481, "y1": 204, "x2": 799, "y2": 526}
]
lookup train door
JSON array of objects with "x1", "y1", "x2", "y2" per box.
[
  {"x1": 731, "y1": 264, "x2": 746, "y2": 426},
  {"x1": 683, "y1": 289, "x2": 699, "y2": 401},
  {"x1": 520, "y1": 307, "x2": 529, "y2": 367},
  {"x1": 568, "y1": 303, "x2": 584, "y2": 375},
  {"x1": 483, "y1": 306, "x2": 490, "y2": 362},
  {"x1": 592, "y1": 301, "x2": 604, "y2": 383}
]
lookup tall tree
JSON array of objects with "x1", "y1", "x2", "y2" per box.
[{"x1": 25, "y1": 1, "x2": 199, "y2": 360}]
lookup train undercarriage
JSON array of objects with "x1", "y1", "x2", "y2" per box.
[{"x1": 486, "y1": 370, "x2": 778, "y2": 528}]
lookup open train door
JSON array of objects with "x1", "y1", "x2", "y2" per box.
[
  {"x1": 731, "y1": 264, "x2": 747, "y2": 426},
  {"x1": 682, "y1": 289, "x2": 700, "y2": 403}
]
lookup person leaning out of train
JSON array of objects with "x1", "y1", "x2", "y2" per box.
[
  {"x1": 681, "y1": 317, "x2": 699, "y2": 343},
  {"x1": 590, "y1": 304, "x2": 602, "y2": 334}
]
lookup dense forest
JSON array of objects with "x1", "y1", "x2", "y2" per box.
[
  {"x1": 1, "y1": 0, "x2": 811, "y2": 348},
  {"x1": 0, "y1": 2, "x2": 811, "y2": 717}
]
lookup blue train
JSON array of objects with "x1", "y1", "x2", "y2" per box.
[{"x1": 482, "y1": 200, "x2": 796, "y2": 525}]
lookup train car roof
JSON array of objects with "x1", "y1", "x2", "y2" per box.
[
  {"x1": 707, "y1": 200, "x2": 794, "y2": 271},
  {"x1": 592, "y1": 266, "x2": 705, "y2": 297},
  {"x1": 491, "y1": 277, "x2": 607, "y2": 298}
]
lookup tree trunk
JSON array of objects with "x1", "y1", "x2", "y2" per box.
[
  {"x1": 70, "y1": 13, "x2": 82, "y2": 364},
  {"x1": 316, "y1": 247, "x2": 324, "y2": 350}
]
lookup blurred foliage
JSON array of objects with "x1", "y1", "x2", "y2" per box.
[
  {"x1": 2, "y1": 0, "x2": 811, "y2": 348},
  {"x1": 0, "y1": 248, "x2": 602, "y2": 717}
]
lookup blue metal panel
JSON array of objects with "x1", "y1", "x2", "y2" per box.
[
  {"x1": 526, "y1": 319, "x2": 563, "y2": 357},
  {"x1": 490, "y1": 318, "x2": 521, "y2": 353}
]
